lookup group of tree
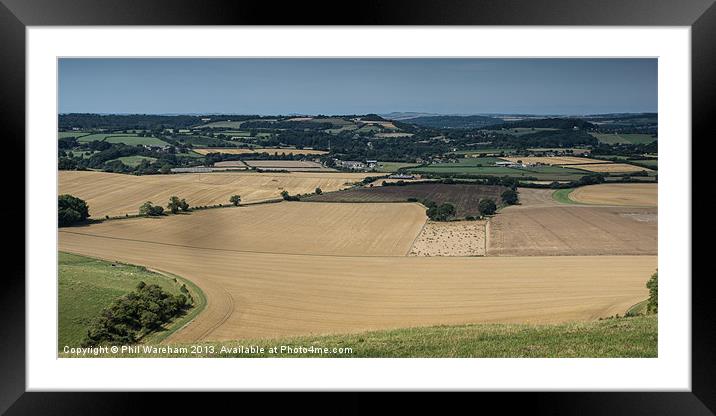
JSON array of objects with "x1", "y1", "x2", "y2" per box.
[
  {"x1": 424, "y1": 200, "x2": 456, "y2": 221},
  {"x1": 166, "y1": 196, "x2": 190, "y2": 214},
  {"x1": 139, "y1": 201, "x2": 165, "y2": 216},
  {"x1": 281, "y1": 190, "x2": 301, "y2": 201},
  {"x1": 58, "y1": 194, "x2": 90, "y2": 227},
  {"x1": 82, "y1": 282, "x2": 190, "y2": 347}
]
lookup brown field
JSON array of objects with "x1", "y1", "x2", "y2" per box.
[
  {"x1": 504, "y1": 156, "x2": 609, "y2": 165},
  {"x1": 61, "y1": 202, "x2": 427, "y2": 256},
  {"x1": 409, "y1": 220, "x2": 487, "y2": 256},
  {"x1": 487, "y1": 200, "x2": 657, "y2": 256},
  {"x1": 571, "y1": 163, "x2": 654, "y2": 173},
  {"x1": 569, "y1": 183, "x2": 657, "y2": 207},
  {"x1": 59, "y1": 225, "x2": 656, "y2": 341},
  {"x1": 193, "y1": 148, "x2": 328, "y2": 155},
  {"x1": 305, "y1": 183, "x2": 507, "y2": 218},
  {"x1": 59, "y1": 171, "x2": 371, "y2": 218},
  {"x1": 244, "y1": 160, "x2": 332, "y2": 171}
]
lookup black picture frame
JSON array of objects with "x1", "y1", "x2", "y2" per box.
[{"x1": 1, "y1": 0, "x2": 707, "y2": 413}]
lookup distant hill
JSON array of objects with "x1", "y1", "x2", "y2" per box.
[
  {"x1": 407, "y1": 115, "x2": 504, "y2": 129},
  {"x1": 380, "y1": 112, "x2": 445, "y2": 120},
  {"x1": 486, "y1": 118, "x2": 595, "y2": 130}
]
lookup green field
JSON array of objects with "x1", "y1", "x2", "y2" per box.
[
  {"x1": 104, "y1": 135, "x2": 169, "y2": 146},
  {"x1": 59, "y1": 131, "x2": 90, "y2": 139},
  {"x1": 70, "y1": 315, "x2": 657, "y2": 358},
  {"x1": 409, "y1": 157, "x2": 587, "y2": 180},
  {"x1": 495, "y1": 127, "x2": 561, "y2": 136},
  {"x1": 68, "y1": 150, "x2": 97, "y2": 158},
  {"x1": 111, "y1": 155, "x2": 158, "y2": 167},
  {"x1": 374, "y1": 161, "x2": 421, "y2": 172},
  {"x1": 452, "y1": 149, "x2": 520, "y2": 156},
  {"x1": 590, "y1": 133, "x2": 657, "y2": 145},
  {"x1": 74, "y1": 133, "x2": 169, "y2": 146},
  {"x1": 552, "y1": 188, "x2": 579, "y2": 204},
  {"x1": 58, "y1": 252, "x2": 206, "y2": 349},
  {"x1": 628, "y1": 159, "x2": 658, "y2": 169}
]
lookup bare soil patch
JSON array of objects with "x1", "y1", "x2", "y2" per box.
[{"x1": 409, "y1": 220, "x2": 487, "y2": 256}]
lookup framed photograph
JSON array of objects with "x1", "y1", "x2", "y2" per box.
[{"x1": 3, "y1": 0, "x2": 709, "y2": 413}]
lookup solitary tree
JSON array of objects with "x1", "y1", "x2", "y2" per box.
[
  {"x1": 58, "y1": 194, "x2": 90, "y2": 227},
  {"x1": 315, "y1": 187, "x2": 323, "y2": 195},
  {"x1": 229, "y1": 195, "x2": 242, "y2": 206},
  {"x1": 478, "y1": 199, "x2": 497, "y2": 216}
]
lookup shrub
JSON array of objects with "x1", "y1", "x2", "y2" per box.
[
  {"x1": 478, "y1": 199, "x2": 497, "y2": 216},
  {"x1": 139, "y1": 201, "x2": 164, "y2": 216},
  {"x1": 229, "y1": 195, "x2": 241, "y2": 206},
  {"x1": 646, "y1": 271, "x2": 658, "y2": 314},
  {"x1": 58, "y1": 194, "x2": 90, "y2": 227},
  {"x1": 315, "y1": 187, "x2": 323, "y2": 195},
  {"x1": 501, "y1": 189, "x2": 518, "y2": 205},
  {"x1": 82, "y1": 283, "x2": 190, "y2": 347}
]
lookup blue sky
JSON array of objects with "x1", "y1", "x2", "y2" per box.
[{"x1": 58, "y1": 58, "x2": 657, "y2": 115}]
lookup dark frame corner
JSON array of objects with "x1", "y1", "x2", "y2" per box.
[{"x1": 1, "y1": 0, "x2": 709, "y2": 414}]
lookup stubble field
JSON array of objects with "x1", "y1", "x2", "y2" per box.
[
  {"x1": 61, "y1": 202, "x2": 427, "y2": 256},
  {"x1": 59, "y1": 228, "x2": 655, "y2": 341},
  {"x1": 487, "y1": 184, "x2": 657, "y2": 256},
  {"x1": 59, "y1": 171, "x2": 371, "y2": 217},
  {"x1": 568, "y1": 183, "x2": 657, "y2": 207}
]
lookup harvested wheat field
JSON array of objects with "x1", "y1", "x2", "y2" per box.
[
  {"x1": 569, "y1": 183, "x2": 657, "y2": 207},
  {"x1": 59, "y1": 171, "x2": 370, "y2": 218},
  {"x1": 488, "y1": 205, "x2": 657, "y2": 256},
  {"x1": 572, "y1": 163, "x2": 653, "y2": 173},
  {"x1": 192, "y1": 148, "x2": 328, "y2": 155},
  {"x1": 61, "y1": 202, "x2": 427, "y2": 256},
  {"x1": 59, "y1": 228, "x2": 656, "y2": 341},
  {"x1": 504, "y1": 156, "x2": 609, "y2": 165},
  {"x1": 409, "y1": 220, "x2": 487, "y2": 256}
]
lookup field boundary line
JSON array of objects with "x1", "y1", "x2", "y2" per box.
[{"x1": 406, "y1": 214, "x2": 429, "y2": 256}]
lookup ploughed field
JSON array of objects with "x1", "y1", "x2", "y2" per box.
[
  {"x1": 59, "y1": 170, "x2": 371, "y2": 218},
  {"x1": 304, "y1": 183, "x2": 507, "y2": 218}
]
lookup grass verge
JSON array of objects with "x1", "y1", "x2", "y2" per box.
[
  {"x1": 62, "y1": 315, "x2": 657, "y2": 358},
  {"x1": 58, "y1": 252, "x2": 206, "y2": 349},
  {"x1": 552, "y1": 188, "x2": 579, "y2": 204}
]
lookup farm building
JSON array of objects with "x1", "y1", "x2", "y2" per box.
[{"x1": 338, "y1": 160, "x2": 367, "y2": 170}]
